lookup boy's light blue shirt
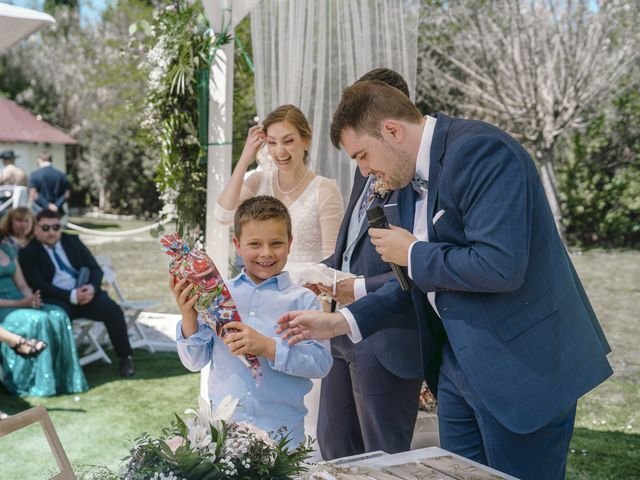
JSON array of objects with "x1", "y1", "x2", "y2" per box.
[{"x1": 176, "y1": 269, "x2": 332, "y2": 446}]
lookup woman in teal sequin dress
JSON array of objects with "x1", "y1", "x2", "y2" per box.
[{"x1": 0, "y1": 242, "x2": 88, "y2": 396}]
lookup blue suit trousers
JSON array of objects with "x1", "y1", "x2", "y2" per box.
[{"x1": 438, "y1": 342, "x2": 577, "y2": 480}]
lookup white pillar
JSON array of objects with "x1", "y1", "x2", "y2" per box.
[
  {"x1": 202, "y1": 1, "x2": 235, "y2": 402},
  {"x1": 205, "y1": 45, "x2": 234, "y2": 279}
]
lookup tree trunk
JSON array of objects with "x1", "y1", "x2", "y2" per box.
[
  {"x1": 537, "y1": 148, "x2": 565, "y2": 242},
  {"x1": 98, "y1": 186, "x2": 105, "y2": 211}
]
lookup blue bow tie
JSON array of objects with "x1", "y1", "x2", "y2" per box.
[{"x1": 411, "y1": 174, "x2": 429, "y2": 194}]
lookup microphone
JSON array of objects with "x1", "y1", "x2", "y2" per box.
[{"x1": 366, "y1": 205, "x2": 411, "y2": 291}]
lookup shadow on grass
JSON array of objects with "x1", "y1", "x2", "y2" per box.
[
  {"x1": 68, "y1": 221, "x2": 120, "y2": 230},
  {"x1": 0, "y1": 386, "x2": 32, "y2": 415},
  {"x1": 567, "y1": 427, "x2": 640, "y2": 479},
  {"x1": 80, "y1": 349, "x2": 192, "y2": 389},
  {"x1": 0, "y1": 350, "x2": 192, "y2": 415}
]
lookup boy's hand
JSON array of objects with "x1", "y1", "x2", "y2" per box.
[
  {"x1": 222, "y1": 322, "x2": 276, "y2": 361},
  {"x1": 171, "y1": 278, "x2": 199, "y2": 337}
]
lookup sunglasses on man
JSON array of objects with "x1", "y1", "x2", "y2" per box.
[{"x1": 38, "y1": 223, "x2": 61, "y2": 232}]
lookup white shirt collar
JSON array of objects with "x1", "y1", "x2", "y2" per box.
[{"x1": 415, "y1": 115, "x2": 437, "y2": 181}]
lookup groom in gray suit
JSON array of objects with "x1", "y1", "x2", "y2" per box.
[{"x1": 314, "y1": 69, "x2": 423, "y2": 460}]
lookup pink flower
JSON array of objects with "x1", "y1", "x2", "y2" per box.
[{"x1": 165, "y1": 436, "x2": 185, "y2": 453}]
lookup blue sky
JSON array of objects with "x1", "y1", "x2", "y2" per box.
[{"x1": 10, "y1": 0, "x2": 112, "y2": 23}]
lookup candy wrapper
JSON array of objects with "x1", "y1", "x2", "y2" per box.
[{"x1": 161, "y1": 233, "x2": 262, "y2": 382}]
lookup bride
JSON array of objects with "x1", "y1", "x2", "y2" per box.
[{"x1": 213, "y1": 104, "x2": 344, "y2": 448}]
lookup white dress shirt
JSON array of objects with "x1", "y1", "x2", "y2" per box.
[
  {"x1": 342, "y1": 115, "x2": 439, "y2": 343},
  {"x1": 44, "y1": 242, "x2": 79, "y2": 304}
]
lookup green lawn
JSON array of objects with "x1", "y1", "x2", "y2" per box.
[{"x1": 0, "y1": 229, "x2": 638, "y2": 479}]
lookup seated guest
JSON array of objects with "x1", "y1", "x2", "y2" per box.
[
  {"x1": 0, "y1": 241, "x2": 88, "y2": 396},
  {"x1": 18, "y1": 210, "x2": 135, "y2": 377},
  {"x1": 0, "y1": 207, "x2": 36, "y2": 250},
  {"x1": 0, "y1": 325, "x2": 47, "y2": 358}
]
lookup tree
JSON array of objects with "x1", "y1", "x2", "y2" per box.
[
  {"x1": 0, "y1": 1, "x2": 161, "y2": 216},
  {"x1": 418, "y1": 0, "x2": 639, "y2": 235},
  {"x1": 558, "y1": 79, "x2": 640, "y2": 247}
]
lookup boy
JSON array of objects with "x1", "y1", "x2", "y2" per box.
[{"x1": 172, "y1": 196, "x2": 332, "y2": 446}]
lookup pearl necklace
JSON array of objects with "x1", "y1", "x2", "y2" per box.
[{"x1": 275, "y1": 169, "x2": 309, "y2": 195}]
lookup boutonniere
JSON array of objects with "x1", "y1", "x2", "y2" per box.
[{"x1": 372, "y1": 176, "x2": 391, "y2": 199}]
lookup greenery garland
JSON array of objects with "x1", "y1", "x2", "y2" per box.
[{"x1": 137, "y1": 0, "x2": 229, "y2": 246}]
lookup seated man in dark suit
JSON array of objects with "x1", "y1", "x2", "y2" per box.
[
  {"x1": 18, "y1": 209, "x2": 134, "y2": 376},
  {"x1": 29, "y1": 152, "x2": 70, "y2": 215}
]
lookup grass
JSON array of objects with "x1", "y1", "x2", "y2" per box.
[
  {"x1": 0, "y1": 351, "x2": 199, "y2": 480},
  {"x1": 0, "y1": 225, "x2": 638, "y2": 479}
]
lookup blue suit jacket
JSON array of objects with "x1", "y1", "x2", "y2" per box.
[
  {"x1": 29, "y1": 165, "x2": 70, "y2": 214},
  {"x1": 323, "y1": 170, "x2": 422, "y2": 380},
  {"x1": 348, "y1": 114, "x2": 612, "y2": 434}
]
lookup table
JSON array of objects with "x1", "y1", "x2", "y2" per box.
[{"x1": 320, "y1": 446, "x2": 519, "y2": 480}]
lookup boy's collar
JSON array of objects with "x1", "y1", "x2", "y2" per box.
[{"x1": 232, "y1": 269, "x2": 292, "y2": 291}]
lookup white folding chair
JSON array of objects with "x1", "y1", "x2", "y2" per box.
[
  {"x1": 73, "y1": 318, "x2": 111, "y2": 367},
  {"x1": 94, "y1": 255, "x2": 159, "y2": 352},
  {"x1": 0, "y1": 405, "x2": 76, "y2": 479}
]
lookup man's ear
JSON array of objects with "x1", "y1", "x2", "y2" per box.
[
  {"x1": 381, "y1": 119, "x2": 404, "y2": 144},
  {"x1": 232, "y1": 236, "x2": 241, "y2": 253}
]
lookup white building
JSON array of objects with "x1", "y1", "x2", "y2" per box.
[{"x1": 0, "y1": 96, "x2": 76, "y2": 176}]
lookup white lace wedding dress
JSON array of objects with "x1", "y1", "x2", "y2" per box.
[{"x1": 214, "y1": 169, "x2": 344, "y2": 455}]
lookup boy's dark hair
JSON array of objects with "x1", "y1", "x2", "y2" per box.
[
  {"x1": 356, "y1": 68, "x2": 410, "y2": 98},
  {"x1": 36, "y1": 209, "x2": 61, "y2": 222},
  {"x1": 234, "y1": 196, "x2": 292, "y2": 239},
  {"x1": 330, "y1": 80, "x2": 423, "y2": 148}
]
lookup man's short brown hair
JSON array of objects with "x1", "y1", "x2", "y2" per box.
[
  {"x1": 234, "y1": 196, "x2": 292, "y2": 239},
  {"x1": 330, "y1": 81, "x2": 423, "y2": 149},
  {"x1": 356, "y1": 68, "x2": 410, "y2": 98},
  {"x1": 37, "y1": 151, "x2": 52, "y2": 163}
]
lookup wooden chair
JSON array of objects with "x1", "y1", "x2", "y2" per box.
[{"x1": 0, "y1": 405, "x2": 76, "y2": 479}]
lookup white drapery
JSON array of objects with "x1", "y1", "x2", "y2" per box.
[{"x1": 250, "y1": 0, "x2": 420, "y2": 200}]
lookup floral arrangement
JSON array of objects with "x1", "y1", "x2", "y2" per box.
[
  {"x1": 371, "y1": 176, "x2": 391, "y2": 199},
  {"x1": 78, "y1": 396, "x2": 313, "y2": 480},
  {"x1": 134, "y1": 0, "x2": 222, "y2": 246},
  {"x1": 419, "y1": 382, "x2": 437, "y2": 412}
]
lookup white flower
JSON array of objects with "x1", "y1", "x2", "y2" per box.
[
  {"x1": 183, "y1": 395, "x2": 239, "y2": 456},
  {"x1": 184, "y1": 417, "x2": 213, "y2": 453}
]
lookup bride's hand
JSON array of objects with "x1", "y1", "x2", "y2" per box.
[{"x1": 238, "y1": 125, "x2": 266, "y2": 168}]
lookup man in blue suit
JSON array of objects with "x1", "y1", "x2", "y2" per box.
[
  {"x1": 313, "y1": 69, "x2": 424, "y2": 460},
  {"x1": 278, "y1": 80, "x2": 612, "y2": 479},
  {"x1": 29, "y1": 151, "x2": 70, "y2": 215},
  {"x1": 316, "y1": 168, "x2": 423, "y2": 459}
]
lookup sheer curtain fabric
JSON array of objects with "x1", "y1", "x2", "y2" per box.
[{"x1": 250, "y1": 0, "x2": 420, "y2": 201}]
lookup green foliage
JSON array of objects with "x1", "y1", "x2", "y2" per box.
[
  {"x1": 0, "y1": 1, "x2": 161, "y2": 216},
  {"x1": 140, "y1": 1, "x2": 257, "y2": 245},
  {"x1": 89, "y1": 411, "x2": 313, "y2": 479},
  {"x1": 558, "y1": 86, "x2": 640, "y2": 247},
  {"x1": 138, "y1": 0, "x2": 219, "y2": 245}
]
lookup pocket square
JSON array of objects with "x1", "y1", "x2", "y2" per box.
[{"x1": 433, "y1": 209, "x2": 446, "y2": 225}]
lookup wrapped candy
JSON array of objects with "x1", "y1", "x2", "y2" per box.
[{"x1": 161, "y1": 233, "x2": 262, "y2": 382}]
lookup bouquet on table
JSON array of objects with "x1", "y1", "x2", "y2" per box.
[
  {"x1": 161, "y1": 233, "x2": 261, "y2": 382},
  {"x1": 77, "y1": 396, "x2": 313, "y2": 480}
]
